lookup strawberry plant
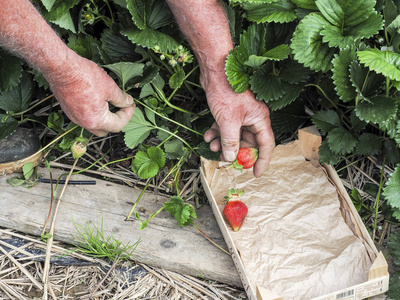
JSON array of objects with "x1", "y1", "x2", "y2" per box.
[
  {"x1": 1, "y1": 0, "x2": 399, "y2": 266},
  {"x1": 225, "y1": 0, "x2": 400, "y2": 223}
]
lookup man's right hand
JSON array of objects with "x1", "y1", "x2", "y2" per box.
[{"x1": 203, "y1": 76, "x2": 275, "y2": 178}]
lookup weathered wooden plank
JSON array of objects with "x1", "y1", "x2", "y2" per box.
[{"x1": 0, "y1": 167, "x2": 241, "y2": 287}]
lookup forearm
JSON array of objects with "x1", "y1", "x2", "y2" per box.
[
  {"x1": 166, "y1": 0, "x2": 233, "y2": 90},
  {"x1": 0, "y1": 0, "x2": 73, "y2": 79}
]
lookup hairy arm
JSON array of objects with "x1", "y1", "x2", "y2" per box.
[
  {"x1": 0, "y1": 0, "x2": 134, "y2": 136},
  {"x1": 166, "y1": 0, "x2": 275, "y2": 177}
]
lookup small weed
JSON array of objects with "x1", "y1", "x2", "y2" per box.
[{"x1": 72, "y1": 218, "x2": 140, "y2": 262}]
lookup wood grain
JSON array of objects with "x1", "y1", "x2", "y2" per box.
[{"x1": 0, "y1": 167, "x2": 241, "y2": 287}]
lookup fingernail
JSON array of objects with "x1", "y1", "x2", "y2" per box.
[
  {"x1": 126, "y1": 95, "x2": 134, "y2": 106},
  {"x1": 224, "y1": 151, "x2": 236, "y2": 162}
]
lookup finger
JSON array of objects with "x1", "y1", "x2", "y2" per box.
[
  {"x1": 252, "y1": 122, "x2": 275, "y2": 177},
  {"x1": 209, "y1": 138, "x2": 222, "y2": 152},
  {"x1": 107, "y1": 84, "x2": 135, "y2": 108},
  {"x1": 219, "y1": 121, "x2": 241, "y2": 162},
  {"x1": 240, "y1": 130, "x2": 258, "y2": 148},
  {"x1": 204, "y1": 123, "x2": 220, "y2": 143},
  {"x1": 99, "y1": 105, "x2": 135, "y2": 135}
]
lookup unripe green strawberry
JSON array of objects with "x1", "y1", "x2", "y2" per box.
[
  {"x1": 223, "y1": 189, "x2": 247, "y2": 232},
  {"x1": 71, "y1": 136, "x2": 88, "y2": 159},
  {"x1": 228, "y1": 147, "x2": 258, "y2": 170}
]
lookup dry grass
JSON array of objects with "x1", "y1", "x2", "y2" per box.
[{"x1": 0, "y1": 229, "x2": 246, "y2": 300}]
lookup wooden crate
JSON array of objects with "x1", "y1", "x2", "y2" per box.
[{"x1": 200, "y1": 126, "x2": 389, "y2": 300}]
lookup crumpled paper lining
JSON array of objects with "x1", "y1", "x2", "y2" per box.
[{"x1": 208, "y1": 141, "x2": 372, "y2": 299}]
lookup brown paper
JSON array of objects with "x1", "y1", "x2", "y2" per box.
[{"x1": 206, "y1": 141, "x2": 372, "y2": 299}]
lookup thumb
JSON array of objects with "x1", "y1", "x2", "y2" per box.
[
  {"x1": 219, "y1": 122, "x2": 241, "y2": 162},
  {"x1": 108, "y1": 86, "x2": 134, "y2": 108}
]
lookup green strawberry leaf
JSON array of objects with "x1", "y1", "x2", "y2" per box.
[
  {"x1": 357, "y1": 48, "x2": 400, "y2": 82},
  {"x1": 387, "y1": 15, "x2": 400, "y2": 37},
  {"x1": 388, "y1": 231, "x2": 400, "y2": 266},
  {"x1": 383, "y1": 166, "x2": 400, "y2": 211},
  {"x1": 103, "y1": 62, "x2": 144, "y2": 90},
  {"x1": 41, "y1": 0, "x2": 56, "y2": 11},
  {"x1": 127, "y1": 62, "x2": 159, "y2": 89},
  {"x1": 245, "y1": 44, "x2": 290, "y2": 67},
  {"x1": 225, "y1": 51, "x2": 250, "y2": 93},
  {"x1": 279, "y1": 60, "x2": 312, "y2": 84},
  {"x1": 100, "y1": 25, "x2": 140, "y2": 63},
  {"x1": 126, "y1": 0, "x2": 173, "y2": 30},
  {"x1": 350, "y1": 111, "x2": 367, "y2": 133},
  {"x1": 292, "y1": 0, "x2": 318, "y2": 10},
  {"x1": 132, "y1": 146, "x2": 165, "y2": 179},
  {"x1": 0, "y1": 49, "x2": 22, "y2": 92},
  {"x1": 270, "y1": 100, "x2": 308, "y2": 136},
  {"x1": 267, "y1": 84, "x2": 303, "y2": 111},
  {"x1": 123, "y1": 108, "x2": 155, "y2": 149},
  {"x1": 163, "y1": 196, "x2": 197, "y2": 228},
  {"x1": 47, "y1": 111, "x2": 65, "y2": 134},
  {"x1": 312, "y1": 110, "x2": 341, "y2": 132},
  {"x1": 355, "y1": 96, "x2": 398, "y2": 124},
  {"x1": 316, "y1": 0, "x2": 377, "y2": 28},
  {"x1": 7, "y1": 177, "x2": 27, "y2": 187},
  {"x1": 164, "y1": 139, "x2": 186, "y2": 160},
  {"x1": 68, "y1": 35, "x2": 102, "y2": 63},
  {"x1": 250, "y1": 64, "x2": 285, "y2": 101},
  {"x1": 194, "y1": 141, "x2": 221, "y2": 161},
  {"x1": 0, "y1": 115, "x2": 18, "y2": 140},
  {"x1": 263, "y1": 44, "x2": 290, "y2": 60},
  {"x1": 332, "y1": 47, "x2": 357, "y2": 102},
  {"x1": 226, "y1": 23, "x2": 266, "y2": 92},
  {"x1": 355, "y1": 133, "x2": 382, "y2": 156},
  {"x1": 316, "y1": 1, "x2": 383, "y2": 48},
  {"x1": 0, "y1": 72, "x2": 34, "y2": 113},
  {"x1": 122, "y1": 27, "x2": 180, "y2": 53},
  {"x1": 327, "y1": 126, "x2": 358, "y2": 154},
  {"x1": 384, "y1": 139, "x2": 400, "y2": 165},
  {"x1": 243, "y1": 1, "x2": 297, "y2": 24},
  {"x1": 318, "y1": 139, "x2": 342, "y2": 165},
  {"x1": 22, "y1": 162, "x2": 35, "y2": 180},
  {"x1": 349, "y1": 60, "x2": 385, "y2": 101},
  {"x1": 291, "y1": 13, "x2": 336, "y2": 72},
  {"x1": 231, "y1": 0, "x2": 279, "y2": 3},
  {"x1": 169, "y1": 67, "x2": 185, "y2": 90},
  {"x1": 140, "y1": 74, "x2": 165, "y2": 99}
]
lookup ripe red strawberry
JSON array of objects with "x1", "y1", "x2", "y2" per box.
[
  {"x1": 71, "y1": 136, "x2": 88, "y2": 160},
  {"x1": 228, "y1": 147, "x2": 258, "y2": 170},
  {"x1": 223, "y1": 189, "x2": 248, "y2": 232}
]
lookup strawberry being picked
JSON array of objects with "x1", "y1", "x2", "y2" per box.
[
  {"x1": 223, "y1": 189, "x2": 248, "y2": 232},
  {"x1": 227, "y1": 147, "x2": 258, "y2": 171}
]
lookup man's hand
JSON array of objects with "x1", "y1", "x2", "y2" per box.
[
  {"x1": 0, "y1": 0, "x2": 134, "y2": 137},
  {"x1": 45, "y1": 54, "x2": 135, "y2": 137},
  {"x1": 203, "y1": 75, "x2": 275, "y2": 177},
  {"x1": 166, "y1": 0, "x2": 275, "y2": 177}
]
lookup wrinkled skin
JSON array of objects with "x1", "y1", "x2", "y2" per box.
[
  {"x1": 166, "y1": 0, "x2": 275, "y2": 177},
  {"x1": 203, "y1": 74, "x2": 275, "y2": 177},
  {"x1": 45, "y1": 54, "x2": 135, "y2": 137}
]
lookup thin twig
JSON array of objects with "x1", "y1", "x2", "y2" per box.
[
  {"x1": 89, "y1": 257, "x2": 120, "y2": 299},
  {"x1": 42, "y1": 159, "x2": 78, "y2": 300}
]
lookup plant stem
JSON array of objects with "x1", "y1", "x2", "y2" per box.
[
  {"x1": 372, "y1": 157, "x2": 386, "y2": 241},
  {"x1": 154, "y1": 84, "x2": 200, "y2": 117},
  {"x1": 156, "y1": 125, "x2": 193, "y2": 151},
  {"x1": 126, "y1": 178, "x2": 152, "y2": 220},
  {"x1": 192, "y1": 223, "x2": 229, "y2": 255},
  {"x1": 13, "y1": 94, "x2": 54, "y2": 116},
  {"x1": 147, "y1": 206, "x2": 165, "y2": 223},
  {"x1": 305, "y1": 84, "x2": 338, "y2": 109},
  {"x1": 135, "y1": 99, "x2": 203, "y2": 136}
]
